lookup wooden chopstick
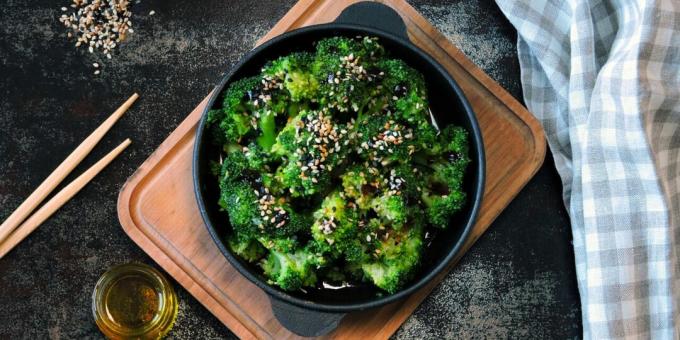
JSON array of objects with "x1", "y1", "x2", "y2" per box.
[
  {"x1": 0, "y1": 93, "x2": 138, "y2": 245},
  {"x1": 0, "y1": 139, "x2": 132, "y2": 259}
]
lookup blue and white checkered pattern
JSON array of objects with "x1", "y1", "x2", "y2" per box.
[{"x1": 494, "y1": 0, "x2": 679, "y2": 338}]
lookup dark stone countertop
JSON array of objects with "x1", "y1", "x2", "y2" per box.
[{"x1": 0, "y1": 0, "x2": 581, "y2": 338}]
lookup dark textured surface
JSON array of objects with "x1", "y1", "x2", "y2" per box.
[{"x1": 0, "y1": 0, "x2": 581, "y2": 338}]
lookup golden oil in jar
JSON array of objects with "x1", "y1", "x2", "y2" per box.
[{"x1": 92, "y1": 263, "x2": 178, "y2": 339}]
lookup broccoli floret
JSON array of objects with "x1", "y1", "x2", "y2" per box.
[
  {"x1": 275, "y1": 160, "x2": 332, "y2": 198},
  {"x1": 421, "y1": 191, "x2": 465, "y2": 228},
  {"x1": 421, "y1": 158, "x2": 468, "y2": 228},
  {"x1": 375, "y1": 59, "x2": 429, "y2": 127},
  {"x1": 209, "y1": 77, "x2": 261, "y2": 144},
  {"x1": 228, "y1": 233, "x2": 267, "y2": 263},
  {"x1": 413, "y1": 123, "x2": 439, "y2": 153},
  {"x1": 242, "y1": 142, "x2": 273, "y2": 172},
  {"x1": 370, "y1": 193, "x2": 407, "y2": 229},
  {"x1": 337, "y1": 217, "x2": 383, "y2": 266},
  {"x1": 420, "y1": 126, "x2": 470, "y2": 228},
  {"x1": 311, "y1": 191, "x2": 360, "y2": 256},
  {"x1": 219, "y1": 144, "x2": 273, "y2": 183},
  {"x1": 249, "y1": 185, "x2": 312, "y2": 238},
  {"x1": 273, "y1": 110, "x2": 351, "y2": 197},
  {"x1": 377, "y1": 59, "x2": 424, "y2": 92},
  {"x1": 418, "y1": 124, "x2": 468, "y2": 157},
  {"x1": 270, "y1": 114, "x2": 302, "y2": 159},
  {"x1": 219, "y1": 180, "x2": 261, "y2": 238},
  {"x1": 313, "y1": 37, "x2": 385, "y2": 114},
  {"x1": 256, "y1": 234, "x2": 299, "y2": 253},
  {"x1": 219, "y1": 150, "x2": 249, "y2": 183},
  {"x1": 354, "y1": 114, "x2": 416, "y2": 165},
  {"x1": 340, "y1": 165, "x2": 381, "y2": 209},
  {"x1": 261, "y1": 248, "x2": 318, "y2": 291},
  {"x1": 361, "y1": 224, "x2": 424, "y2": 293},
  {"x1": 314, "y1": 36, "x2": 385, "y2": 65},
  {"x1": 386, "y1": 164, "x2": 425, "y2": 200},
  {"x1": 263, "y1": 52, "x2": 319, "y2": 102},
  {"x1": 222, "y1": 76, "x2": 260, "y2": 113}
]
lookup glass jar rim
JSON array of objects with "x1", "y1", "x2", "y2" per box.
[{"x1": 92, "y1": 262, "x2": 178, "y2": 338}]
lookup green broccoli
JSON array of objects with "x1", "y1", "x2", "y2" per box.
[
  {"x1": 341, "y1": 217, "x2": 385, "y2": 266},
  {"x1": 313, "y1": 37, "x2": 385, "y2": 114},
  {"x1": 212, "y1": 77, "x2": 261, "y2": 144},
  {"x1": 227, "y1": 233, "x2": 267, "y2": 263},
  {"x1": 261, "y1": 248, "x2": 318, "y2": 291},
  {"x1": 386, "y1": 164, "x2": 425, "y2": 200},
  {"x1": 219, "y1": 180, "x2": 261, "y2": 239},
  {"x1": 340, "y1": 165, "x2": 381, "y2": 209},
  {"x1": 375, "y1": 59, "x2": 430, "y2": 128},
  {"x1": 256, "y1": 234, "x2": 299, "y2": 253},
  {"x1": 207, "y1": 35, "x2": 472, "y2": 294},
  {"x1": 263, "y1": 52, "x2": 319, "y2": 102},
  {"x1": 419, "y1": 126, "x2": 470, "y2": 228},
  {"x1": 242, "y1": 141, "x2": 273, "y2": 172},
  {"x1": 354, "y1": 114, "x2": 416, "y2": 165},
  {"x1": 361, "y1": 224, "x2": 424, "y2": 293},
  {"x1": 219, "y1": 150, "x2": 249, "y2": 183},
  {"x1": 310, "y1": 191, "x2": 360, "y2": 257},
  {"x1": 370, "y1": 193, "x2": 407, "y2": 230},
  {"x1": 270, "y1": 114, "x2": 302, "y2": 159},
  {"x1": 273, "y1": 110, "x2": 351, "y2": 197}
]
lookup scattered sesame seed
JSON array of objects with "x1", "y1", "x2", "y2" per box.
[{"x1": 59, "y1": 0, "x2": 136, "y2": 63}]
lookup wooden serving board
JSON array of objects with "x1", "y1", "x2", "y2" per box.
[{"x1": 117, "y1": 0, "x2": 546, "y2": 339}]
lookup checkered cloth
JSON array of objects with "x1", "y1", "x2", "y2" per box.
[{"x1": 493, "y1": 0, "x2": 680, "y2": 338}]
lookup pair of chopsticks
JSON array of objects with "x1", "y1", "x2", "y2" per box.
[{"x1": 0, "y1": 93, "x2": 139, "y2": 259}]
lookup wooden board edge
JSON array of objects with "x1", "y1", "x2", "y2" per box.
[
  {"x1": 116, "y1": 94, "x2": 269, "y2": 340},
  {"x1": 258, "y1": 0, "x2": 322, "y2": 45},
  {"x1": 116, "y1": 0, "x2": 551, "y2": 338},
  {"x1": 117, "y1": 185, "x2": 260, "y2": 339}
]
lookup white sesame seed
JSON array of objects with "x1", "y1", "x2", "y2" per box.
[{"x1": 149, "y1": 10, "x2": 156, "y2": 15}]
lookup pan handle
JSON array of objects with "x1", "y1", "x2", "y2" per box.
[
  {"x1": 335, "y1": 2, "x2": 409, "y2": 41},
  {"x1": 269, "y1": 296, "x2": 346, "y2": 337}
]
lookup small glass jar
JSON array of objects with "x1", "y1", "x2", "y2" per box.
[{"x1": 92, "y1": 263, "x2": 178, "y2": 339}]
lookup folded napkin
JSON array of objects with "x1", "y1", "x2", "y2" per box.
[{"x1": 494, "y1": 0, "x2": 679, "y2": 338}]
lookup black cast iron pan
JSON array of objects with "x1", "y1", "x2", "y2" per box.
[{"x1": 193, "y1": 2, "x2": 485, "y2": 336}]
